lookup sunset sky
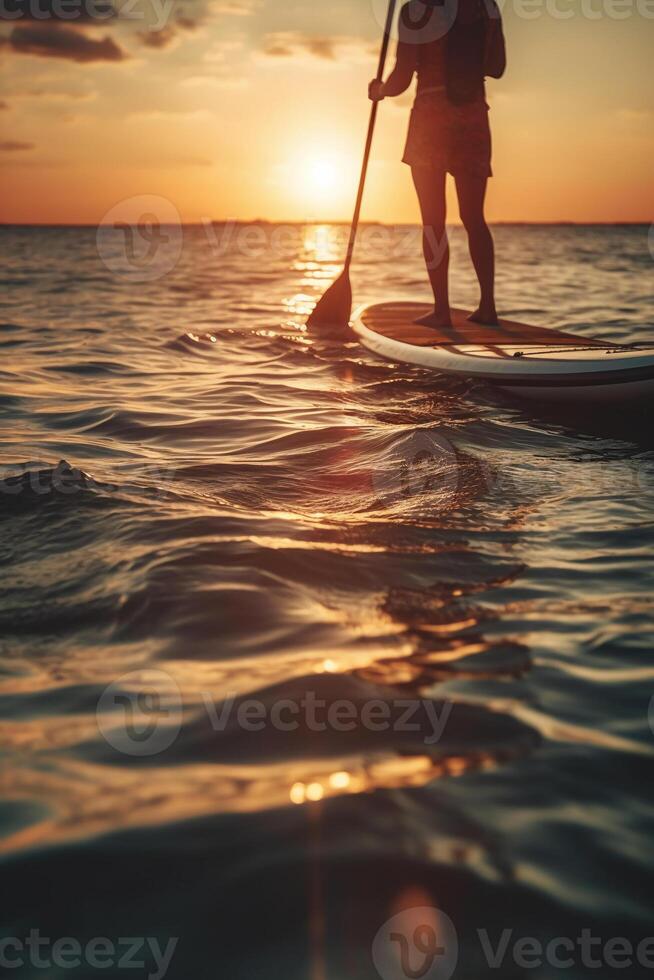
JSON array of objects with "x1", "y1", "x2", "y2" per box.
[{"x1": 1, "y1": 0, "x2": 653, "y2": 224}]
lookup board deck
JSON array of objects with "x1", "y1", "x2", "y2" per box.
[
  {"x1": 352, "y1": 302, "x2": 654, "y2": 402},
  {"x1": 358, "y1": 303, "x2": 605, "y2": 348}
]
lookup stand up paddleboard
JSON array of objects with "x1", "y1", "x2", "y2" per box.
[{"x1": 352, "y1": 302, "x2": 654, "y2": 402}]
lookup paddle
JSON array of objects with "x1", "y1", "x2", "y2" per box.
[{"x1": 306, "y1": 0, "x2": 398, "y2": 333}]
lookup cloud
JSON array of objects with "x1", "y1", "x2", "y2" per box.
[
  {"x1": 133, "y1": 0, "x2": 257, "y2": 49},
  {"x1": 1, "y1": 24, "x2": 127, "y2": 62},
  {"x1": 0, "y1": 141, "x2": 35, "y2": 151},
  {"x1": 213, "y1": 0, "x2": 261, "y2": 14},
  {"x1": 261, "y1": 32, "x2": 374, "y2": 63},
  {"x1": 615, "y1": 108, "x2": 653, "y2": 123},
  {"x1": 137, "y1": 14, "x2": 200, "y2": 50},
  {"x1": 138, "y1": 25, "x2": 179, "y2": 49},
  {"x1": 0, "y1": 156, "x2": 63, "y2": 168},
  {"x1": 130, "y1": 153, "x2": 214, "y2": 168},
  {"x1": 126, "y1": 108, "x2": 215, "y2": 121},
  {"x1": 15, "y1": 87, "x2": 97, "y2": 101},
  {"x1": 179, "y1": 74, "x2": 244, "y2": 90},
  {"x1": 163, "y1": 156, "x2": 213, "y2": 167},
  {"x1": 202, "y1": 37, "x2": 244, "y2": 63}
]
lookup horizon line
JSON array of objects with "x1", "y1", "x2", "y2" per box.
[{"x1": 0, "y1": 220, "x2": 652, "y2": 229}]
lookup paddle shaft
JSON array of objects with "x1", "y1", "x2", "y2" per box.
[{"x1": 343, "y1": 0, "x2": 398, "y2": 273}]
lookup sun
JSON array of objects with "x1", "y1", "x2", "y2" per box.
[
  {"x1": 305, "y1": 158, "x2": 340, "y2": 195},
  {"x1": 296, "y1": 151, "x2": 352, "y2": 206},
  {"x1": 274, "y1": 144, "x2": 357, "y2": 218}
]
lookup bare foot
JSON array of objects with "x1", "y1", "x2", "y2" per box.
[
  {"x1": 414, "y1": 310, "x2": 454, "y2": 329},
  {"x1": 468, "y1": 307, "x2": 499, "y2": 326}
]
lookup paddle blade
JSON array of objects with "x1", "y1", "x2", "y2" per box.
[{"x1": 306, "y1": 270, "x2": 352, "y2": 335}]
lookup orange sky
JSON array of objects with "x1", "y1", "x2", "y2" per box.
[{"x1": 1, "y1": 0, "x2": 653, "y2": 224}]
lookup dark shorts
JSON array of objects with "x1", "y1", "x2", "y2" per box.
[{"x1": 402, "y1": 92, "x2": 492, "y2": 178}]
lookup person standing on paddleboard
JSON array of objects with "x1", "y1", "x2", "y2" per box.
[{"x1": 369, "y1": 0, "x2": 506, "y2": 328}]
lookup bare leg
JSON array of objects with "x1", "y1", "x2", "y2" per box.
[
  {"x1": 455, "y1": 174, "x2": 498, "y2": 324},
  {"x1": 411, "y1": 166, "x2": 452, "y2": 328}
]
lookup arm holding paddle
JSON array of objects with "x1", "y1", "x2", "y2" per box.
[
  {"x1": 369, "y1": 5, "x2": 417, "y2": 102},
  {"x1": 369, "y1": 37, "x2": 417, "y2": 101}
]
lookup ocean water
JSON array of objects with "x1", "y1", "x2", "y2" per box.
[{"x1": 0, "y1": 222, "x2": 653, "y2": 979}]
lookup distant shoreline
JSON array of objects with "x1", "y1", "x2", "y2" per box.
[{"x1": 0, "y1": 221, "x2": 651, "y2": 229}]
